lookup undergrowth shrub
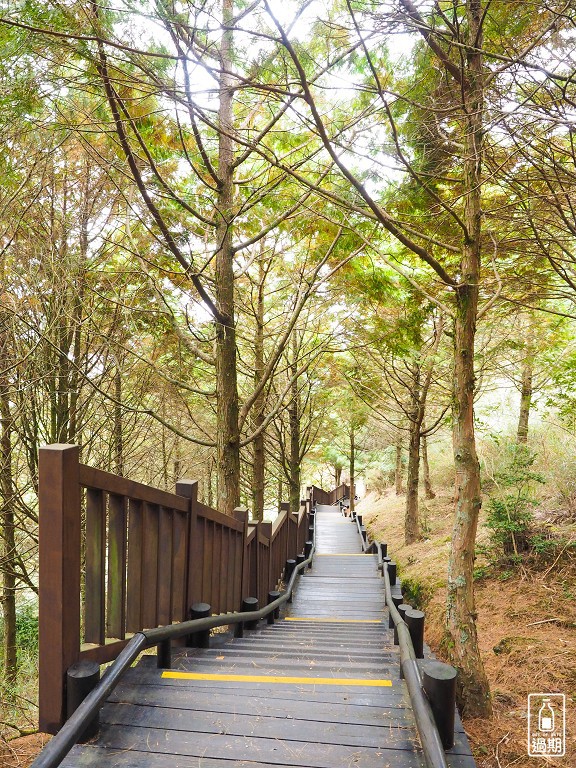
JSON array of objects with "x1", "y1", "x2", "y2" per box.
[
  {"x1": 400, "y1": 577, "x2": 435, "y2": 609},
  {"x1": 484, "y1": 442, "x2": 544, "y2": 558},
  {"x1": 16, "y1": 604, "x2": 39, "y2": 657}
]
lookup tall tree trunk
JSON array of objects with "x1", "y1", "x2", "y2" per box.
[
  {"x1": 405, "y1": 368, "x2": 422, "y2": 544},
  {"x1": 69, "y1": 173, "x2": 89, "y2": 444},
  {"x1": 288, "y1": 337, "x2": 300, "y2": 515},
  {"x1": 0, "y1": 312, "x2": 16, "y2": 686},
  {"x1": 334, "y1": 465, "x2": 342, "y2": 487},
  {"x1": 446, "y1": 0, "x2": 492, "y2": 718},
  {"x1": 517, "y1": 317, "x2": 535, "y2": 444},
  {"x1": 421, "y1": 431, "x2": 435, "y2": 499},
  {"x1": 349, "y1": 428, "x2": 355, "y2": 514},
  {"x1": 215, "y1": 0, "x2": 240, "y2": 514},
  {"x1": 251, "y1": 260, "x2": 265, "y2": 521},
  {"x1": 113, "y1": 359, "x2": 123, "y2": 477},
  {"x1": 395, "y1": 434, "x2": 404, "y2": 495},
  {"x1": 277, "y1": 475, "x2": 283, "y2": 512},
  {"x1": 405, "y1": 426, "x2": 421, "y2": 543},
  {"x1": 208, "y1": 456, "x2": 215, "y2": 509}
]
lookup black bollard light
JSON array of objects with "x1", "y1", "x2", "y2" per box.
[
  {"x1": 389, "y1": 593, "x2": 403, "y2": 629},
  {"x1": 422, "y1": 661, "x2": 458, "y2": 749},
  {"x1": 394, "y1": 603, "x2": 412, "y2": 645},
  {"x1": 285, "y1": 558, "x2": 296, "y2": 581},
  {"x1": 405, "y1": 608, "x2": 425, "y2": 659},
  {"x1": 267, "y1": 590, "x2": 281, "y2": 624},
  {"x1": 67, "y1": 661, "x2": 100, "y2": 741},
  {"x1": 157, "y1": 638, "x2": 172, "y2": 670},
  {"x1": 235, "y1": 596, "x2": 258, "y2": 637},
  {"x1": 187, "y1": 602, "x2": 211, "y2": 648},
  {"x1": 243, "y1": 596, "x2": 259, "y2": 630},
  {"x1": 304, "y1": 540, "x2": 313, "y2": 567}
]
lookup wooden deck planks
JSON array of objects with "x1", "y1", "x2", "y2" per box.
[{"x1": 60, "y1": 501, "x2": 476, "y2": 768}]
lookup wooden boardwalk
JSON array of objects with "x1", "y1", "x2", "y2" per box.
[{"x1": 60, "y1": 504, "x2": 476, "y2": 768}]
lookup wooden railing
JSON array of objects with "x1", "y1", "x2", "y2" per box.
[
  {"x1": 308, "y1": 482, "x2": 349, "y2": 507},
  {"x1": 38, "y1": 444, "x2": 318, "y2": 734}
]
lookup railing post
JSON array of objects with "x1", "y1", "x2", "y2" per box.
[
  {"x1": 389, "y1": 594, "x2": 403, "y2": 629},
  {"x1": 66, "y1": 661, "x2": 100, "y2": 741},
  {"x1": 39, "y1": 444, "x2": 82, "y2": 734},
  {"x1": 187, "y1": 602, "x2": 211, "y2": 648},
  {"x1": 235, "y1": 596, "x2": 258, "y2": 637},
  {"x1": 177, "y1": 479, "x2": 199, "y2": 611},
  {"x1": 405, "y1": 609, "x2": 425, "y2": 659},
  {"x1": 422, "y1": 661, "x2": 458, "y2": 749},
  {"x1": 234, "y1": 507, "x2": 250, "y2": 605},
  {"x1": 394, "y1": 603, "x2": 412, "y2": 646},
  {"x1": 285, "y1": 558, "x2": 296, "y2": 602},
  {"x1": 267, "y1": 590, "x2": 281, "y2": 624},
  {"x1": 157, "y1": 639, "x2": 172, "y2": 669},
  {"x1": 259, "y1": 521, "x2": 273, "y2": 605}
]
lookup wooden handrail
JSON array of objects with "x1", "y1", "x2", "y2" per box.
[{"x1": 38, "y1": 445, "x2": 341, "y2": 735}]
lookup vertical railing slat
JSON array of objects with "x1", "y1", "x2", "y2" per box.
[
  {"x1": 230, "y1": 527, "x2": 240, "y2": 610},
  {"x1": 106, "y1": 494, "x2": 127, "y2": 639},
  {"x1": 219, "y1": 525, "x2": 230, "y2": 612},
  {"x1": 171, "y1": 509, "x2": 189, "y2": 623},
  {"x1": 157, "y1": 506, "x2": 173, "y2": 626},
  {"x1": 126, "y1": 499, "x2": 143, "y2": 633},
  {"x1": 84, "y1": 488, "x2": 106, "y2": 645},
  {"x1": 211, "y1": 523, "x2": 222, "y2": 613},
  {"x1": 203, "y1": 520, "x2": 213, "y2": 606},
  {"x1": 233, "y1": 507, "x2": 249, "y2": 608},
  {"x1": 141, "y1": 502, "x2": 159, "y2": 629},
  {"x1": 260, "y1": 522, "x2": 272, "y2": 603}
]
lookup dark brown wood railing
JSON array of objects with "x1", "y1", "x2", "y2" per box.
[
  {"x1": 38, "y1": 444, "x2": 320, "y2": 734},
  {"x1": 308, "y1": 482, "x2": 349, "y2": 507}
]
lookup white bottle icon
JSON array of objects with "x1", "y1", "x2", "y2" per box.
[{"x1": 539, "y1": 699, "x2": 555, "y2": 732}]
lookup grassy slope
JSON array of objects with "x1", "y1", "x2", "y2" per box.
[{"x1": 359, "y1": 489, "x2": 576, "y2": 768}]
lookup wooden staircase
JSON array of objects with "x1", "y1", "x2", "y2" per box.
[{"x1": 57, "y1": 503, "x2": 476, "y2": 768}]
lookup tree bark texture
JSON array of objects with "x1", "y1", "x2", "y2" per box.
[
  {"x1": 288, "y1": 338, "x2": 301, "y2": 515},
  {"x1": 215, "y1": 0, "x2": 240, "y2": 515},
  {"x1": 251, "y1": 261, "x2": 265, "y2": 521},
  {"x1": 446, "y1": 0, "x2": 492, "y2": 718},
  {"x1": 0, "y1": 311, "x2": 16, "y2": 685},
  {"x1": 405, "y1": 368, "x2": 422, "y2": 544},
  {"x1": 114, "y1": 360, "x2": 123, "y2": 477},
  {"x1": 517, "y1": 318, "x2": 535, "y2": 444},
  {"x1": 334, "y1": 465, "x2": 342, "y2": 487},
  {"x1": 395, "y1": 435, "x2": 404, "y2": 495},
  {"x1": 421, "y1": 432, "x2": 435, "y2": 499},
  {"x1": 405, "y1": 420, "x2": 421, "y2": 543}
]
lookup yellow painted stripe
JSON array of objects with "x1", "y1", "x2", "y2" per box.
[
  {"x1": 285, "y1": 617, "x2": 381, "y2": 623},
  {"x1": 162, "y1": 671, "x2": 391, "y2": 687}
]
